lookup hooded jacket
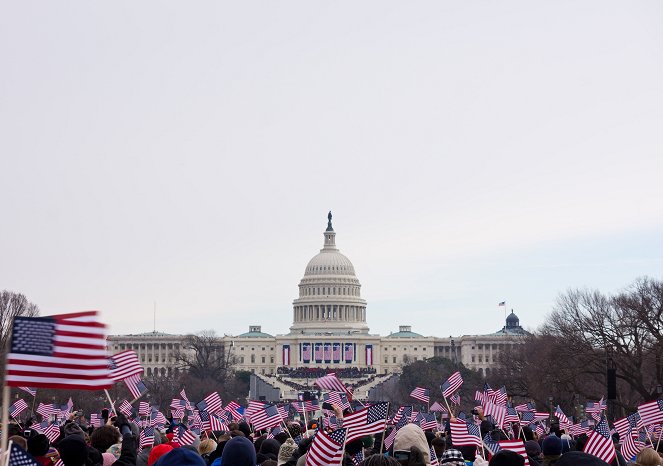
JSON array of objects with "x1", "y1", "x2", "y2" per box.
[{"x1": 393, "y1": 424, "x2": 431, "y2": 466}]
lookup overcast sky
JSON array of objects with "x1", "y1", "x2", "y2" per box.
[{"x1": 2, "y1": 1, "x2": 662, "y2": 339}]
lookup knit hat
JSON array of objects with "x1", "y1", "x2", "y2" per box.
[
  {"x1": 542, "y1": 435, "x2": 563, "y2": 456},
  {"x1": 57, "y1": 436, "x2": 88, "y2": 466},
  {"x1": 221, "y1": 436, "x2": 256, "y2": 466},
  {"x1": 27, "y1": 434, "x2": 50, "y2": 457},
  {"x1": 278, "y1": 438, "x2": 298, "y2": 466},
  {"x1": 439, "y1": 448, "x2": 465, "y2": 465},
  {"x1": 525, "y1": 440, "x2": 541, "y2": 458},
  {"x1": 148, "y1": 444, "x2": 173, "y2": 466},
  {"x1": 63, "y1": 422, "x2": 85, "y2": 439},
  {"x1": 154, "y1": 448, "x2": 206, "y2": 466},
  {"x1": 555, "y1": 451, "x2": 610, "y2": 466}
]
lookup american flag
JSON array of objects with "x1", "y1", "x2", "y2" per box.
[
  {"x1": 499, "y1": 439, "x2": 530, "y2": 466},
  {"x1": 151, "y1": 409, "x2": 167, "y2": 427},
  {"x1": 450, "y1": 419, "x2": 481, "y2": 447},
  {"x1": 44, "y1": 423, "x2": 61, "y2": 443},
  {"x1": 323, "y1": 345, "x2": 332, "y2": 361},
  {"x1": 303, "y1": 345, "x2": 311, "y2": 361},
  {"x1": 36, "y1": 403, "x2": 58, "y2": 418},
  {"x1": 118, "y1": 400, "x2": 133, "y2": 417},
  {"x1": 175, "y1": 425, "x2": 197, "y2": 446},
  {"x1": 139, "y1": 426, "x2": 155, "y2": 449},
  {"x1": 429, "y1": 401, "x2": 447, "y2": 413},
  {"x1": 555, "y1": 406, "x2": 571, "y2": 430},
  {"x1": 385, "y1": 407, "x2": 411, "y2": 449},
  {"x1": 267, "y1": 426, "x2": 283, "y2": 439},
  {"x1": 450, "y1": 393, "x2": 461, "y2": 406},
  {"x1": 483, "y1": 433, "x2": 501, "y2": 455},
  {"x1": 323, "y1": 414, "x2": 338, "y2": 429},
  {"x1": 6, "y1": 311, "x2": 112, "y2": 390},
  {"x1": 344, "y1": 344, "x2": 353, "y2": 361},
  {"x1": 138, "y1": 402, "x2": 150, "y2": 416},
  {"x1": 483, "y1": 401, "x2": 506, "y2": 429},
  {"x1": 108, "y1": 350, "x2": 143, "y2": 381},
  {"x1": 210, "y1": 414, "x2": 229, "y2": 432},
  {"x1": 9, "y1": 399, "x2": 29, "y2": 418},
  {"x1": 179, "y1": 389, "x2": 193, "y2": 410},
  {"x1": 514, "y1": 402, "x2": 534, "y2": 412},
  {"x1": 535, "y1": 423, "x2": 546, "y2": 437},
  {"x1": 585, "y1": 398, "x2": 606, "y2": 422},
  {"x1": 293, "y1": 401, "x2": 319, "y2": 413},
  {"x1": 429, "y1": 446, "x2": 440, "y2": 466},
  {"x1": 315, "y1": 373, "x2": 352, "y2": 399},
  {"x1": 612, "y1": 416, "x2": 632, "y2": 439},
  {"x1": 332, "y1": 344, "x2": 341, "y2": 361},
  {"x1": 305, "y1": 428, "x2": 346, "y2": 466},
  {"x1": 393, "y1": 405, "x2": 413, "y2": 424},
  {"x1": 277, "y1": 404, "x2": 289, "y2": 420},
  {"x1": 475, "y1": 390, "x2": 488, "y2": 406},
  {"x1": 246, "y1": 400, "x2": 266, "y2": 418},
  {"x1": 505, "y1": 405, "x2": 520, "y2": 424},
  {"x1": 620, "y1": 428, "x2": 644, "y2": 460},
  {"x1": 343, "y1": 402, "x2": 389, "y2": 442},
  {"x1": 416, "y1": 412, "x2": 438, "y2": 431},
  {"x1": 197, "y1": 392, "x2": 223, "y2": 415},
  {"x1": 251, "y1": 404, "x2": 282, "y2": 431},
  {"x1": 8, "y1": 442, "x2": 41, "y2": 466},
  {"x1": 314, "y1": 345, "x2": 323, "y2": 361},
  {"x1": 19, "y1": 387, "x2": 36, "y2": 397},
  {"x1": 583, "y1": 418, "x2": 616, "y2": 464},
  {"x1": 323, "y1": 392, "x2": 351, "y2": 411},
  {"x1": 224, "y1": 401, "x2": 242, "y2": 420},
  {"x1": 441, "y1": 371, "x2": 463, "y2": 398},
  {"x1": 410, "y1": 387, "x2": 430, "y2": 404},
  {"x1": 627, "y1": 412, "x2": 644, "y2": 430},
  {"x1": 637, "y1": 399, "x2": 663, "y2": 427},
  {"x1": 124, "y1": 374, "x2": 148, "y2": 399},
  {"x1": 489, "y1": 386, "x2": 508, "y2": 406},
  {"x1": 90, "y1": 413, "x2": 103, "y2": 428}
]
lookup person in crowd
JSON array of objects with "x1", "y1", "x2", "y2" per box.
[
  {"x1": 488, "y1": 450, "x2": 525, "y2": 466},
  {"x1": 541, "y1": 435, "x2": 563, "y2": 466},
  {"x1": 277, "y1": 438, "x2": 298, "y2": 466},
  {"x1": 525, "y1": 439, "x2": 542, "y2": 466},
  {"x1": 27, "y1": 433, "x2": 54, "y2": 466},
  {"x1": 393, "y1": 423, "x2": 431, "y2": 465},
  {"x1": 555, "y1": 451, "x2": 610, "y2": 465},
  {"x1": 198, "y1": 438, "x2": 217, "y2": 464},
  {"x1": 438, "y1": 448, "x2": 466, "y2": 466},
  {"x1": 634, "y1": 448, "x2": 663, "y2": 466},
  {"x1": 219, "y1": 436, "x2": 257, "y2": 466}
]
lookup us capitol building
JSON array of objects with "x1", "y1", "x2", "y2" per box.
[{"x1": 107, "y1": 213, "x2": 527, "y2": 389}]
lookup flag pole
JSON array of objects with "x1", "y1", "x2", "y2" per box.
[
  {"x1": 104, "y1": 389, "x2": 116, "y2": 416},
  {"x1": 302, "y1": 405, "x2": 309, "y2": 438},
  {"x1": 1, "y1": 385, "x2": 10, "y2": 455},
  {"x1": 656, "y1": 427, "x2": 662, "y2": 452},
  {"x1": 378, "y1": 402, "x2": 390, "y2": 455},
  {"x1": 3, "y1": 439, "x2": 13, "y2": 466}
]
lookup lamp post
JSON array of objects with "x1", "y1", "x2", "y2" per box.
[{"x1": 548, "y1": 395, "x2": 554, "y2": 425}]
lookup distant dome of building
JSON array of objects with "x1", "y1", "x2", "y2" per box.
[
  {"x1": 506, "y1": 311, "x2": 519, "y2": 326},
  {"x1": 492, "y1": 310, "x2": 528, "y2": 336},
  {"x1": 290, "y1": 212, "x2": 369, "y2": 335}
]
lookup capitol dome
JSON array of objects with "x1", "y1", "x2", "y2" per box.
[{"x1": 289, "y1": 212, "x2": 369, "y2": 335}]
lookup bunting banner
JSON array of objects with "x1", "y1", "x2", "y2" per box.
[
  {"x1": 282, "y1": 345, "x2": 290, "y2": 366},
  {"x1": 365, "y1": 344, "x2": 373, "y2": 366},
  {"x1": 344, "y1": 343, "x2": 354, "y2": 363}
]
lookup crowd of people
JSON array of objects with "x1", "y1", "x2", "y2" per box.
[
  {"x1": 5, "y1": 402, "x2": 663, "y2": 466},
  {"x1": 276, "y1": 367, "x2": 377, "y2": 378}
]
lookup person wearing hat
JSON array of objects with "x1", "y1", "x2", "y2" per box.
[
  {"x1": 154, "y1": 448, "x2": 206, "y2": 466},
  {"x1": 278, "y1": 438, "x2": 298, "y2": 466},
  {"x1": 488, "y1": 451, "x2": 525, "y2": 466},
  {"x1": 525, "y1": 440, "x2": 542, "y2": 466},
  {"x1": 439, "y1": 448, "x2": 466, "y2": 466},
  {"x1": 541, "y1": 435, "x2": 562, "y2": 466},
  {"x1": 555, "y1": 451, "x2": 610, "y2": 466},
  {"x1": 28, "y1": 433, "x2": 53, "y2": 466}
]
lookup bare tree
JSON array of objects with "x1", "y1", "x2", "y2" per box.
[
  {"x1": 0, "y1": 291, "x2": 40, "y2": 383},
  {"x1": 175, "y1": 330, "x2": 239, "y2": 382}
]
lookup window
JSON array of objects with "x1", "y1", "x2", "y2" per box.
[
  {"x1": 423, "y1": 348, "x2": 427, "y2": 351},
  {"x1": 384, "y1": 357, "x2": 388, "y2": 363},
  {"x1": 393, "y1": 357, "x2": 396, "y2": 363},
  {"x1": 471, "y1": 356, "x2": 475, "y2": 362},
  {"x1": 261, "y1": 356, "x2": 265, "y2": 363},
  {"x1": 270, "y1": 357, "x2": 274, "y2": 363},
  {"x1": 414, "y1": 348, "x2": 418, "y2": 351},
  {"x1": 240, "y1": 357, "x2": 245, "y2": 363},
  {"x1": 262, "y1": 347, "x2": 265, "y2": 351},
  {"x1": 251, "y1": 355, "x2": 255, "y2": 363}
]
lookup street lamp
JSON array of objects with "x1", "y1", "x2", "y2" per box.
[{"x1": 548, "y1": 395, "x2": 554, "y2": 425}]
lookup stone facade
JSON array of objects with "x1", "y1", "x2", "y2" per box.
[{"x1": 107, "y1": 214, "x2": 526, "y2": 377}]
